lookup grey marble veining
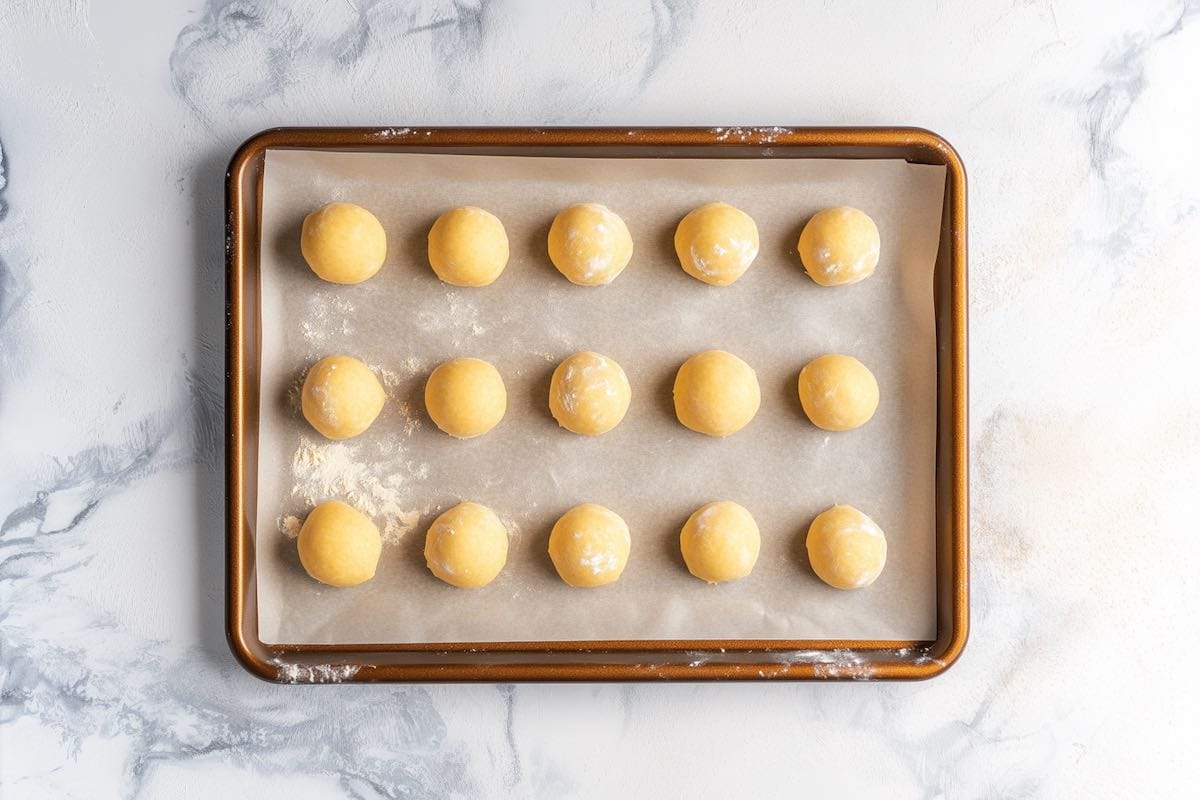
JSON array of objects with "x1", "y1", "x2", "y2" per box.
[
  {"x1": 1080, "y1": 1, "x2": 1198, "y2": 175},
  {"x1": 2, "y1": 0, "x2": 1198, "y2": 797},
  {"x1": 0, "y1": 134, "x2": 30, "y2": 396},
  {"x1": 169, "y1": 0, "x2": 697, "y2": 128}
]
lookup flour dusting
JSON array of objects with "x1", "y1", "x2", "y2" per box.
[
  {"x1": 278, "y1": 515, "x2": 302, "y2": 538},
  {"x1": 301, "y1": 293, "x2": 356, "y2": 351},
  {"x1": 273, "y1": 660, "x2": 361, "y2": 684},
  {"x1": 290, "y1": 436, "x2": 423, "y2": 543}
]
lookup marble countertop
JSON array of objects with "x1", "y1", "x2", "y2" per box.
[{"x1": 2, "y1": 0, "x2": 1197, "y2": 796}]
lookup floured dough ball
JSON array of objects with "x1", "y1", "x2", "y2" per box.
[
  {"x1": 424, "y1": 357, "x2": 507, "y2": 438},
  {"x1": 549, "y1": 351, "x2": 631, "y2": 436},
  {"x1": 673, "y1": 350, "x2": 760, "y2": 437},
  {"x1": 674, "y1": 202, "x2": 759, "y2": 286},
  {"x1": 297, "y1": 500, "x2": 382, "y2": 587},
  {"x1": 806, "y1": 504, "x2": 887, "y2": 589},
  {"x1": 798, "y1": 354, "x2": 879, "y2": 431},
  {"x1": 427, "y1": 206, "x2": 510, "y2": 287},
  {"x1": 424, "y1": 501, "x2": 509, "y2": 588},
  {"x1": 301, "y1": 355, "x2": 386, "y2": 440},
  {"x1": 798, "y1": 206, "x2": 880, "y2": 286},
  {"x1": 679, "y1": 501, "x2": 760, "y2": 583},
  {"x1": 548, "y1": 503, "x2": 631, "y2": 588},
  {"x1": 300, "y1": 202, "x2": 387, "y2": 284},
  {"x1": 547, "y1": 203, "x2": 633, "y2": 286}
]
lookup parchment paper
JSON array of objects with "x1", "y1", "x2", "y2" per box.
[{"x1": 256, "y1": 148, "x2": 945, "y2": 644}]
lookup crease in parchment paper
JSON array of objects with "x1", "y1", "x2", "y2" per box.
[{"x1": 255, "y1": 150, "x2": 945, "y2": 645}]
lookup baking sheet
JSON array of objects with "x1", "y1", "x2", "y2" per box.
[{"x1": 255, "y1": 149, "x2": 945, "y2": 645}]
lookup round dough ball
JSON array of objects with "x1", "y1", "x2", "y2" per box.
[
  {"x1": 798, "y1": 206, "x2": 880, "y2": 286},
  {"x1": 806, "y1": 504, "x2": 887, "y2": 589},
  {"x1": 301, "y1": 355, "x2": 386, "y2": 440},
  {"x1": 673, "y1": 350, "x2": 761, "y2": 437},
  {"x1": 679, "y1": 501, "x2": 760, "y2": 583},
  {"x1": 547, "y1": 203, "x2": 633, "y2": 286},
  {"x1": 548, "y1": 503, "x2": 631, "y2": 588},
  {"x1": 424, "y1": 502, "x2": 509, "y2": 588},
  {"x1": 300, "y1": 202, "x2": 387, "y2": 285},
  {"x1": 297, "y1": 500, "x2": 382, "y2": 587},
  {"x1": 424, "y1": 357, "x2": 507, "y2": 438},
  {"x1": 427, "y1": 206, "x2": 510, "y2": 287},
  {"x1": 549, "y1": 351, "x2": 631, "y2": 436},
  {"x1": 798, "y1": 354, "x2": 879, "y2": 431},
  {"x1": 674, "y1": 202, "x2": 760, "y2": 286}
]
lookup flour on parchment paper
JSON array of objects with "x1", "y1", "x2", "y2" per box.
[
  {"x1": 277, "y1": 358, "x2": 428, "y2": 543},
  {"x1": 416, "y1": 290, "x2": 487, "y2": 343},
  {"x1": 300, "y1": 292, "x2": 356, "y2": 352},
  {"x1": 283, "y1": 436, "x2": 427, "y2": 543},
  {"x1": 377, "y1": 364, "x2": 424, "y2": 437},
  {"x1": 279, "y1": 515, "x2": 302, "y2": 539}
]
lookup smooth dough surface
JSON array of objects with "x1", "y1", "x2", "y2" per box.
[
  {"x1": 424, "y1": 502, "x2": 509, "y2": 588},
  {"x1": 547, "y1": 203, "x2": 633, "y2": 286},
  {"x1": 549, "y1": 351, "x2": 631, "y2": 436},
  {"x1": 424, "y1": 357, "x2": 507, "y2": 438},
  {"x1": 548, "y1": 503, "x2": 631, "y2": 588},
  {"x1": 300, "y1": 202, "x2": 387, "y2": 285},
  {"x1": 798, "y1": 354, "x2": 879, "y2": 431},
  {"x1": 674, "y1": 202, "x2": 759, "y2": 286},
  {"x1": 679, "y1": 501, "x2": 760, "y2": 583},
  {"x1": 806, "y1": 504, "x2": 887, "y2": 589},
  {"x1": 798, "y1": 206, "x2": 880, "y2": 286},
  {"x1": 427, "y1": 206, "x2": 509, "y2": 287},
  {"x1": 673, "y1": 350, "x2": 761, "y2": 436},
  {"x1": 297, "y1": 500, "x2": 382, "y2": 587},
  {"x1": 301, "y1": 355, "x2": 386, "y2": 440}
]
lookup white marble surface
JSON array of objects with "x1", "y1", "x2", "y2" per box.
[{"x1": 1, "y1": 0, "x2": 1197, "y2": 796}]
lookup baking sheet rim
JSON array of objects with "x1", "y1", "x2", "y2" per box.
[{"x1": 225, "y1": 125, "x2": 969, "y2": 682}]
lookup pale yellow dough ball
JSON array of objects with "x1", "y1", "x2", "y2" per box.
[
  {"x1": 549, "y1": 351, "x2": 631, "y2": 436},
  {"x1": 806, "y1": 504, "x2": 887, "y2": 589},
  {"x1": 673, "y1": 350, "x2": 760, "y2": 437},
  {"x1": 424, "y1": 357, "x2": 507, "y2": 438},
  {"x1": 300, "y1": 202, "x2": 387, "y2": 285},
  {"x1": 427, "y1": 206, "x2": 510, "y2": 287},
  {"x1": 674, "y1": 202, "x2": 759, "y2": 286},
  {"x1": 548, "y1": 503, "x2": 631, "y2": 588},
  {"x1": 297, "y1": 500, "x2": 382, "y2": 587},
  {"x1": 301, "y1": 355, "x2": 386, "y2": 440},
  {"x1": 547, "y1": 203, "x2": 633, "y2": 286},
  {"x1": 679, "y1": 501, "x2": 760, "y2": 583},
  {"x1": 424, "y1": 502, "x2": 509, "y2": 588},
  {"x1": 798, "y1": 206, "x2": 880, "y2": 286},
  {"x1": 798, "y1": 354, "x2": 879, "y2": 432}
]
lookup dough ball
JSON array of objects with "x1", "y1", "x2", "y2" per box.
[
  {"x1": 424, "y1": 357, "x2": 507, "y2": 438},
  {"x1": 806, "y1": 504, "x2": 887, "y2": 589},
  {"x1": 427, "y1": 206, "x2": 509, "y2": 287},
  {"x1": 297, "y1": 500, "x2": 382, "y2": 587},
  {"x1": 548, "y1": 503, "x2": 631, "y2": 588},
  {"x1": 679, "y1": 501, "x2": 760, "y2": 583},
  {"x1": 424, "y1": 501, "x2": 509, "y2": 588},
  {"x1": 674, "y1": 202, "x2": 759, "y2": 286},
  {"x1": 301, "y1": 355, "x2": 386, "y2": 440},
  {"x1": 549, "y1": 351, "x2": 631, "y2": 436},
  {"x1": 673, "y1": 350, "x2": 761, "y2": 437},
  {"x1": 798, "y1": 206, "x2": 880, "y2": 286},
  {"x1": 300, "y1": 202, "x2": 388, "y2": 285},
  {"x1": 547, "y1": 203, "x2": 633, "y2": 286},
  {"x1": 798, "y1": 354, "x2": 879, "y2": 431}
]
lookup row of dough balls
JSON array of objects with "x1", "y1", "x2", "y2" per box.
[
  {"x1": 301, "y1": 201, "x2": 881, "y2": 289},
  {"x1": 298, "y1": 499, "x2": 887, "y2": 592},
  {"x1": 302, "y1": 350, "x2": 880, "y2": 440}
]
